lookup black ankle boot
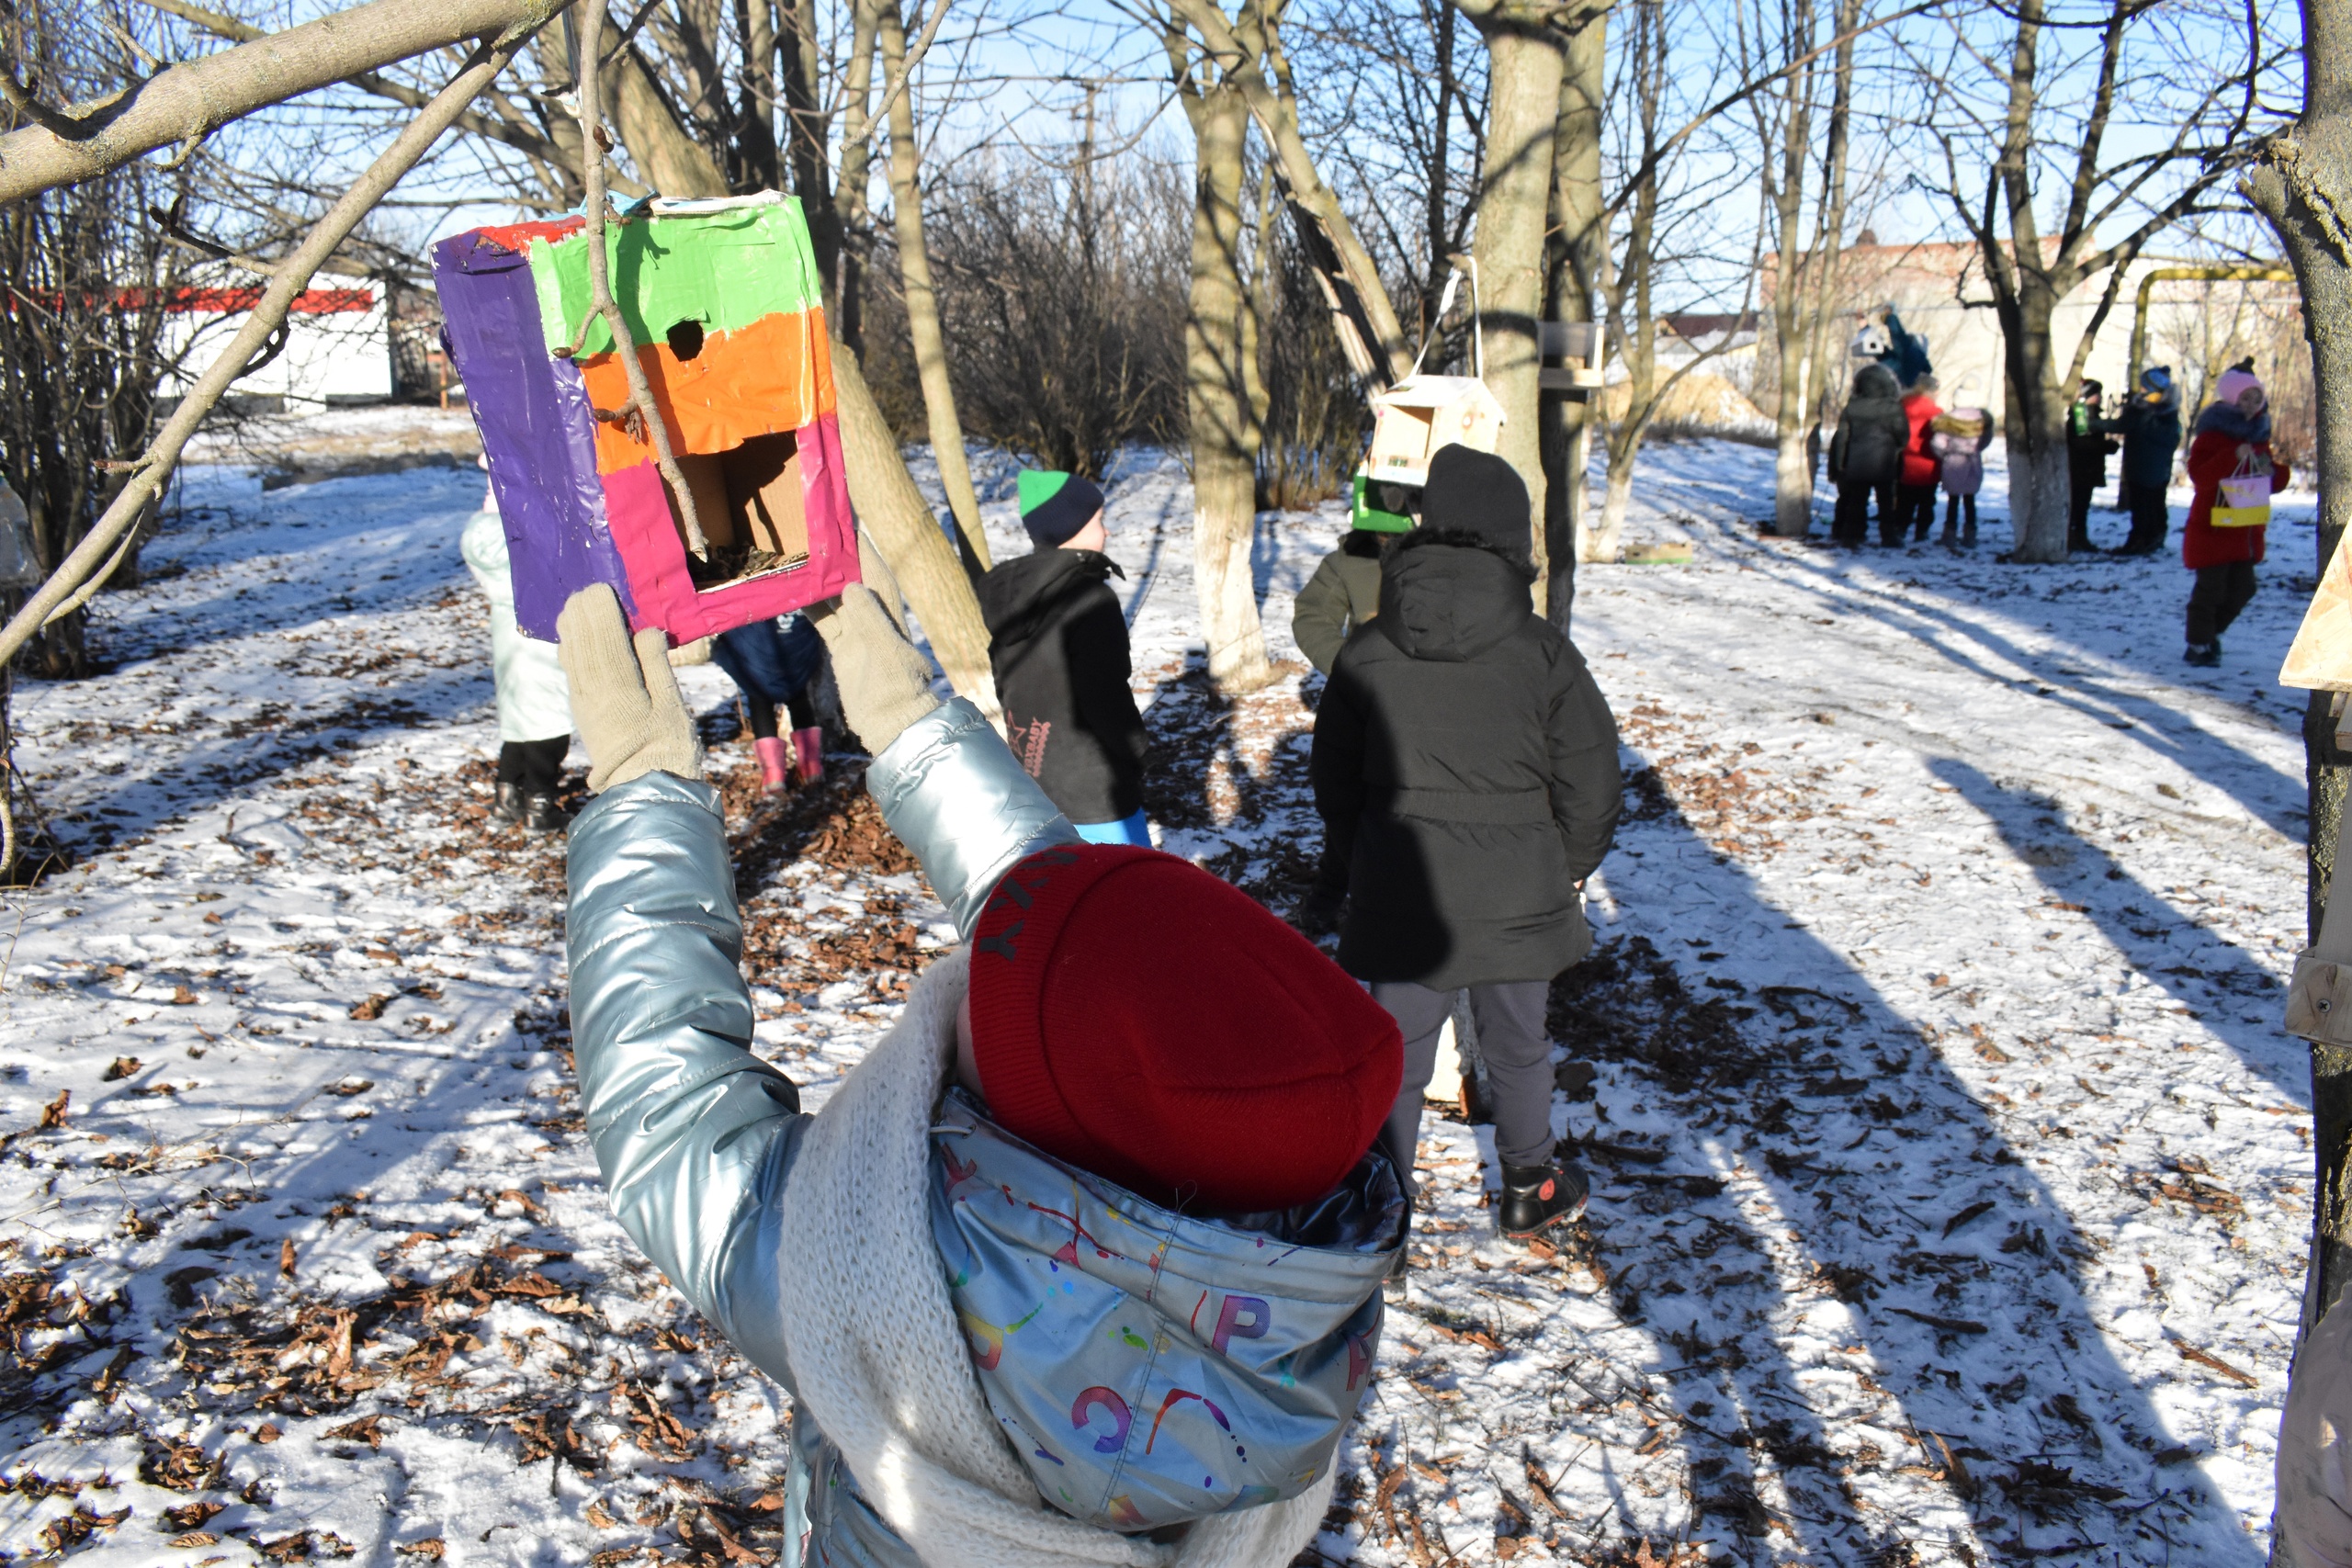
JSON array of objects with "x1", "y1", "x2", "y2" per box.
[
  {"x1": 521, "y1": 793, "x2": 572, "y2": 833},
  {"x1": 492, "y1": 782, "x2": 526, "y2": 825},
  {"x1": 1498, "y1": 1162, "x2": 1589, "y2": 1241}
]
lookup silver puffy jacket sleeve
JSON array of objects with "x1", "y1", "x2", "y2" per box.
[
  {"x1": 563, "y1": 704, "x2": 1076, "y2": 1386},
  {"x1": 866, "y1": 695, "x2": 1080, "y2": 937},
  {"x1": 566, "y1": 770, "x2": 805, "y2": 1383}
]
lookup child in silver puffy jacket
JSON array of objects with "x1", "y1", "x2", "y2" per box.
[{"x1": 555, "y1": 570, "x2": 1406, "y2": 1568}]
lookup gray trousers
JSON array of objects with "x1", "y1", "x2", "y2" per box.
[{"x1": 1371, "y1": 979, "x2": 1557, "y2": 1188}]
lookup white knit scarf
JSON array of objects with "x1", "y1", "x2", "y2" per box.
[{"x1": 773, "y1": 948, "x2": 1339, "y2": 1568}]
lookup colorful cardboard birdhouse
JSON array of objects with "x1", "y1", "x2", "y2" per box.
[
  {"x1": 1357, "y1": 374, "x2": 1506, "y2": 490},
  {"x1": 432, "y1": 193, "x2": 858, "y2": 643}
]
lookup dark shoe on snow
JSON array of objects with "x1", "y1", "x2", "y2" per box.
[
  {"x1": 1498, "y1": 1161, "x2": 1589, "y2": 1241},
  {"x1": 1290, "y1": 885, "x2": 1343, "y2": 938},
  {"x1": 2185, "y1": 641, "x2": 2222, "y2": 668},
  {"x1": 492, "y1": 783, "x2": 526, "y2": 826},
  {"x1": 520, "y1": 793, "x2": 572, "y2": 833}
]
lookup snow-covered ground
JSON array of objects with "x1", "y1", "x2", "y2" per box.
[{"x1": 0, "y1": 432, "x2": 2318, "y2": 1567}]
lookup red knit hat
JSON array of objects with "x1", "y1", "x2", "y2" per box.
[{"x1": 967, "y1": 845, "x2": 1402, "y2": 1212}]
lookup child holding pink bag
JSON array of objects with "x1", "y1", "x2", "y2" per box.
[{"x1": 2180, "y1": 361, "x2": 2292, "y2": 668}]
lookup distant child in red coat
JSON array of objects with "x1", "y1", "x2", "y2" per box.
[
  {"x1": 1896, "y1": 376, "x2": 1943, "y2": 544},
  {"x1": 2181, "y1": 363, "x2": 2291, "y2": 667}
]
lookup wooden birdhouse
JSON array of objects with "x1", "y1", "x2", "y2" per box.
[
  {"x1": 2285, "y1": 529, "x2": 2352, "y2": 692},
  {"x1": 432, "y1": 193, "x2": 859, "y2": 643},
  {"x1": 1359, "y1": 375, "x2": 1507, "y2": 489}
]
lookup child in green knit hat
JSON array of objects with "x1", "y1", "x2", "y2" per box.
[{"x1": 976, "y1": 470, "x2": 1150, "y2": 844}]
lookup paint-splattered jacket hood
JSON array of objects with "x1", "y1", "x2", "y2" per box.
[{"x1": 931, "y1": 1086, "x2": 1404, "y2": 1532}]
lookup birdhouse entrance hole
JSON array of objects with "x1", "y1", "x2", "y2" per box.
[{"x1": 1367, "y1": 403, "x2": 1441, "y2": 477}]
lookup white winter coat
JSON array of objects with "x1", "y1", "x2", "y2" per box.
[{"x1": 459, "y1": 506, "x2": 573, "y2": 744}]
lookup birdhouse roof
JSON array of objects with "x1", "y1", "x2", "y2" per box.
[{"x1": 1373, "y1": 374, "x2": 1506, "y2": 417}]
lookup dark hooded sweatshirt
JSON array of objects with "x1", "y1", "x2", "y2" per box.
[
  {"x1": 978, "y1": 549, "x2": 1148, "y2": 825},
  {"x1": 1308, "y1": 530, "x2": 1623, "y2": 990}
]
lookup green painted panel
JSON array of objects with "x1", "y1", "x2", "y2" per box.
[{"x1": 528, "y1": 197, "x2": 826, "y2": 358}]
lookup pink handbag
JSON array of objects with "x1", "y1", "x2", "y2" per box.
[{"x1": 2213, "y1": 454, "x2": 2273, "y2": 528}]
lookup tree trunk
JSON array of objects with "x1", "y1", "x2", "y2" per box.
[
  {"x1": 613, "y1": 49, "x2": 731, "y2": 199},
  {"x1": 1468, "y1": 19, "x2": 1566, "y2": 590},
  {"x1": 831, "y1": 341, "x2": 1000, "y2": 711},
  {"x1": 2001, "y1": 278, "x2": 2074, "y2": 561},
  {"x1": 1781, "y1": 0, "x2": 1861, "y2": 536},
  {"x1": 879, "y1": 0, "x2": 989, "y2": 573},
  {"x1": 1179, "y1": 52, "x2": 1275, "y2": 693},
  {"x1": 1539, "y1": 5, "x2": 1608, "y2": 626},
  {"x1": 2248, "y1": 0, "x2": 2352, "y2": 1339},
  {"x1": 1164, "y1": 0, "x2": 1414, "y2": 381},
  {"x1": 1763, "y1": 15, "x2": 1818, "y2": 536},
  {"x1": 777, "y1": 0, "x2": 839, "y2": 285},
  {"x1": 830, "y1": 0, "x2": 884, "y2": 355},
  {"x1": 731, "y1": 0, "x2": 780, "y2": 190}
]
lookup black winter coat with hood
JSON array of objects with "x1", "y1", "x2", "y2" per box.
[
  {"x1": 1309, "y1": 530, "x2": 1623, "y2": 990},
  {"x1": 1828, "y1": 364, "x2": 1909, "y2": 488},
  {"x1": 978, "y1": 548, "x2": 1148, "y2": 825},
  {"x1": 2117, "y1": 385, "x2": 2183, "y2": 491}
]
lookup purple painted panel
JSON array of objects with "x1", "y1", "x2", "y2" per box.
[{"x1": 432, "y1": 232, "x2": 633, "y2": 640}]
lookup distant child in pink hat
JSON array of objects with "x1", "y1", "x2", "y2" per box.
[{"x1": 2179, "y1": 359, "x2": 2291, "y2": 668}]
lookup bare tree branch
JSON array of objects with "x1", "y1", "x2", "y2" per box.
[{"x1": 2, "y1": 0, "x2": 573, "y2": 206}]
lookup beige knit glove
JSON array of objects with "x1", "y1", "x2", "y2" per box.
[
  {"x1": 556, "y1": 584, "x2": 704, "y2": 792},
  {"x1": 2281, "y1": 1290, "x2": 2352, "y2": 1568},
  {"x1": 805, "y1": 583, "x2": 941, "y2": 757}
]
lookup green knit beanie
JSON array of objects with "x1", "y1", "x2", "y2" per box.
[{"x1": 1016, "y1": 468, "x2": 1105, "y2": 547}]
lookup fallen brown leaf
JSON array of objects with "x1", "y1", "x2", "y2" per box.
[
  {"x1": 164, "y1": 1501, "x2": 227, "y2": 1531},
  {"x1": 2175, "y1": 1340, "x2": 2257, "y2": 1387},
  {"x1": 326, "y1": 1413, "x2": 386, "y2": 1449}
]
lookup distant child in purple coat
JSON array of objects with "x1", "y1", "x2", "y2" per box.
[{"x1": 1929, "y1": 408, "x2": 1992, "y2": 547}]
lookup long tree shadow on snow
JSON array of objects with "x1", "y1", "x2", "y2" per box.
[
  {"x1": 30, "y1": 658, "x2": 498, "y2": 856},
  {"x1": 1687, "y1": 516, "x2": 2306, "y2": 840},
  {"x1": 1929, "y1": 757, "x2": 2304, "y2": 1105},
  {"x1": 1540, "y1": 770, "x2": 2257, "y2": 1563},
  {"x1": 1137, "y1": 651, "x2": 1324, "y2": 910}
]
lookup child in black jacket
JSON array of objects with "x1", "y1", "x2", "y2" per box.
[
  {"x1": 1828, "y1": 364, "x2": 1908, "y2": 547},
  {"x1": 978, "y1": 470, "x2": 1151, "y2": 843}
]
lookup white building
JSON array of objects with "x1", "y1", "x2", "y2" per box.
[{"x1": 154, "y1": 278, "x2": 392, "y2": 412}]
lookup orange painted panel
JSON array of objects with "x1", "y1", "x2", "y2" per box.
[{"x1": 577, "y1": 308, "x2": 838, "y2": 473}]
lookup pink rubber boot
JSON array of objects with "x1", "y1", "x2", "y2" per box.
[
  {"x1": 754, "y1": 735, "x2": 791, "y2": 794},
  {"x1": 791, "y1": 726, "x2": 824, "y2": 784}
]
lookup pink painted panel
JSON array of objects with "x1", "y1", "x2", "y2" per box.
[{"x1": 597, "y1": 410, "x2": 861, "y2": 645}]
